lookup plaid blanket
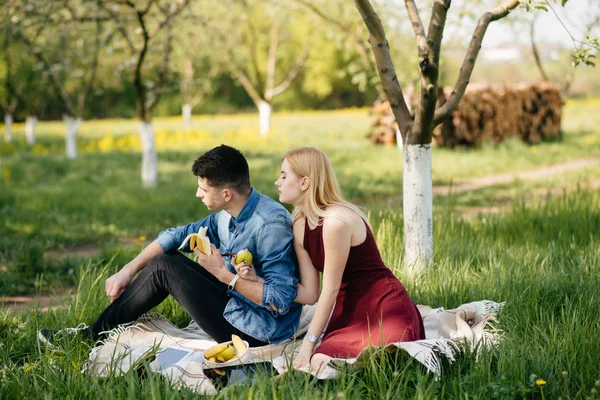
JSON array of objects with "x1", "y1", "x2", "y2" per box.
[{"x1": 83, "y1": 300, "x2": 503, "y2": 394}]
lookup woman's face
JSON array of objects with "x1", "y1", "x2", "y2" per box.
[{"x1": 275, "y1": 159, "x2": 305, "y2": 205}]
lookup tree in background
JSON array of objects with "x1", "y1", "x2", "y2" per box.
[
  {"x1": 353, "y1": 0, "x2": 599, "y2": 274},
  {"x1": 13, "y1": 1, "x2": 103, "y2": 159},
  {"x1": 0, "y1": 26, "x2": 19, "y2": 143},
  {"x1": 203, "y1": 0, "x2": 316, "y2": 136},
  {"x1": 3, "y1": 2, "x2": 52, "y2": 146},
  {"x1": 173, "y1": 8, "x2": 219, "y2": 130},
  {"x1": 94, "y1": 0, "x2": 191, "y2": 188}
]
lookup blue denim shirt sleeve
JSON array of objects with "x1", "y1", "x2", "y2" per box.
[
  {"x1": 256, "y1": 221, "x2": 298, "y2": 317},
  {"x1": 154, "y1": 213, "x2": 220, "y2": 253}
]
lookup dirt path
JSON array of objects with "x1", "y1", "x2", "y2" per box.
[
  {"x1": 1, "y1": 289, "x2": 74, "y2": 314},
  {"x1": 432, "y1": 157, "x2": 600, "y2": 196},
  {"x1": 460, "y1": 178, "x2": 600, "y2": 219}
]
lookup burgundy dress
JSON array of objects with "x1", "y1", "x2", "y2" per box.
[{"x1": 304, "y1": 219, "x2": 425, "y2": 358}]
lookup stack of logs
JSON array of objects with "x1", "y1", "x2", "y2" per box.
[{"x1": 367, "y1": 82, "x2": 562, "y2": 148}]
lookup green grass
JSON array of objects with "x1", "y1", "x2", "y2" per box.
[
  {"x1": 0, "y1": 103, "x2": 598, "y2": 292},
  {"x1": 0, "y1": 102, "x2": 600, "y2": 398},
  {"x1": 1, "y1": 190, "x2": 599, "y2": 398}
]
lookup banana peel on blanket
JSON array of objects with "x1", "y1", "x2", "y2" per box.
[{"x1": 178, "y1": 227, "x2": 212, "y2": 259}]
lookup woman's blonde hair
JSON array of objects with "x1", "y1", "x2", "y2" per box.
[{"x1": 283, "y1": 147, "x2": 369, "y2": 228}]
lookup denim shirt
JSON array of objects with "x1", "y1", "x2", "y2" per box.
[{"x1": 154, "y1": 188, "x2": 301, "y2": 343}]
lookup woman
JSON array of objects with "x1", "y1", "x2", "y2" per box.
[{"x1": 239, "y1": 147, "x2": 425, "y2": 371}]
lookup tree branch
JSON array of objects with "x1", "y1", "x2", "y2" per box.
[
  {"x1": 97, "y1": 3, "x2": 136, "y2": 54},
  {"x1": 77, "y1": 19, "x2": 102, "y2": 116},
  {"x1": 404, "y1": 0, "x2": 426, "y2": 48},
  {"x1": 530, "y1": 15, "x2": 549, "y2": 82},
  {"x1": 412, "y1": 0, "x2": 449, "y2": 143},
  {"x1": 146, "y1": 23, "x2": 173, "y2": 111},
  {"x1": 151, "y1": 0, "x2": 190, "y2": 38},
  {"x1": 206, "y1": 19, "x2": 264, "y2": 106},
  {"x1": 265, "y1": 23, "x2": 282, "y2": 100},
  {"x1": 269, "y1": 31, "x2": 314, "y2": 99},
  {"x1": 354, "y1": 0, "x2": 412, "y2": 138},
  {"x1": 125, "y1": 1, "x2": 151, "y2": 121},
  {"x1": 295, "y1": 0, "x2": 377, "y2": 75},
  {"x1": 234, "y1": 69, "x2": 264, "y2": 106},
  {"x1": 245, "y1": 18, "x2": 266, "y2": 96},
  {"x1": 433, "y1": 0, "x2": 520, "y2": 125}
]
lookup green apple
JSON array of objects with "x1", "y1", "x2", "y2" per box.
[{"x1": 235, "y1": 249, "x2": 253, "y2": 265}]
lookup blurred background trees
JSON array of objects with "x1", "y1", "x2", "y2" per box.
[{"x1": 1, "y1": 0, "x2": 597, "y2": 123}]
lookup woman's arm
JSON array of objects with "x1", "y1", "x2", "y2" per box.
[
  {"x1": 294, "y1": 215, "x2": 352, "y2": 368},
  {"x1": 293, "y1": 218, "x2": 320, "y2": 305}
]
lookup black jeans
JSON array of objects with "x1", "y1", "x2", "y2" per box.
[{"x1": 90, "y1": 252, "x2": 268, "y2": 347}]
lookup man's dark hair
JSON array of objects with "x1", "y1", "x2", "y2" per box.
[{"x1": 192, "y1": 145, "x2": 251, "y2": 194}]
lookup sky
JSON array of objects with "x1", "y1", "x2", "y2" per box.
[{"x1": 483, "y1": 0, "x2": 595, "y2": 47}]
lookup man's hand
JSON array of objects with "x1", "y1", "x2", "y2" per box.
[
  {"x1": 105, "y1": 270, "x2": 133, "y2": 302},
  {"x1": 232, "y1": 254, "x2": 258, "y2": 281},
  {"x1": 194, "y1": 243, "x2": 232, "y2": 283}
]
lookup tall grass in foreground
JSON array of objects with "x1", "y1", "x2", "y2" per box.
[{"x1": 1, "y1": 189, "x2": 598, "y2": 399}]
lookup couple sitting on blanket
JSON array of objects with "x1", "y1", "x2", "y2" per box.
[{"x1": 39, "y1": 144, "x2": 425, "y2": 371}]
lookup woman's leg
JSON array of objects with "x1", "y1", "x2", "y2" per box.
[{"x1": 90, "y1": 252, "x2": 266, "y2": 346}]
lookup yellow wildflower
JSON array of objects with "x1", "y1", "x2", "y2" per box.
[
  {"x1": 530, "y1": 146, "x2": 536, "y2": 153},
  {"x1": 536, "y1": 379, "x2": 546, "y2": 386},
  {"x1": 138, "y1": 235, "x2": 147, "y2": 241}
]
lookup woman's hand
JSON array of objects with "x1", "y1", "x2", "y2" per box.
[
  {"x1": 293, "y1": 340, "x2": 314, "y2": 370},
  {"x1": 231, "y1": 256, "x2": 258, "y2": 281}
]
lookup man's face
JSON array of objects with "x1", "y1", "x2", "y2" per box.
[{"x1": 196, "y1": 177, "x2": 227, "y2": 211}]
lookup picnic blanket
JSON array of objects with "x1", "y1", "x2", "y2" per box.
[{"x1": 83, "y1": 300, "x2": 503, "y2": 394}]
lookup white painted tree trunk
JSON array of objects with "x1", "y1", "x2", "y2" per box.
[
  {"x1": 403, "y1": 144, "x2": 433, "y2": 274},
  {"x1": 4, "y1": 114, "x2": 13, "y2": 142},
  {"x1": 138, "y1": 121, "x2": 157, "y2": 188},
  {"x1": 65, "y1": 116, "x2": 82, "y2": 160},
  {"x1": 25, "y1": 116, "x2": 37, "y2": 146},
  {"x1": 182, "y1": 103, "x2": 192, "y2": 130},
  {"x1": 258, "y1": 100, "x2": 272, "y2": 137}
]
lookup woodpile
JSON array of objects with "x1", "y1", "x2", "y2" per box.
[{"x1": 367, "y1": 82, "x2": 562, "y2": 148}]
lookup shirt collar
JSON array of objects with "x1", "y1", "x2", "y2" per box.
[{"x1": 230, "y1": 188, "x2": 259, "y2": 229}]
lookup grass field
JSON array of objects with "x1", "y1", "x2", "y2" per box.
[{"x1": 0, "y1": 100, "x2": 599, "y2": 398}]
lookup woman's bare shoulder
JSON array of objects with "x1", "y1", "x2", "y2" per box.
[
  {"x1": 292, "y1": 218, "x2": 306, "y2": 243},
  {"x1": 324, "y1": 205, "x2": 361, "y2": 225}
]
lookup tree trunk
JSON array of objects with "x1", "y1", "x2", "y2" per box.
[
  {"x1": 258, "y1": 100, "x2": 272, "y2": 137},
  {"x1": 182, "y1": 103, "x2": 192, "y2": 130},
  {"x1": 138, "y1": 120, "x2": 157, "y2": 188},
  {"x1": 25, "y1": 116, "x2": 37, "y2": 146},
  {"x1": 65, "y1": 116, "x2": 82, "y2": 160},
  {"x1": 4, "y1": 114, "x2": 13, "y2": 142},
  {"x1": 403, "y1": 144, "x2": 433, "y2": 274}
]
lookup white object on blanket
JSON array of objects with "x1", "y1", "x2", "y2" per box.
[{"x1": 83, "y1": 300, "x2": 504, "y2": 393}]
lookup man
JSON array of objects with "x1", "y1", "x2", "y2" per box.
[{"x1": 40, "y1": 145, "x2": 301, "y2": 346}]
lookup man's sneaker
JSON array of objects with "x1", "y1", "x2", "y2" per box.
[{"x1": 38, "y1": 323, "x2": 92, "y2": 348}]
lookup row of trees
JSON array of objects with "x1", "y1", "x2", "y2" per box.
[{"x1": 1, "y1": 0, "x2": 598, "y2": 272}]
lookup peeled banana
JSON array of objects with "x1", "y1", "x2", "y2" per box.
[
  {"x1": 204, "y1": 335, "x2": 247, "y2": 365},
  {"x1": 178, "y1": 226, "x2": 212, "y2": 255},
  {"x1": 231, "y1": 334, "x2": 247, "y2": 356},
  {"x1": 204, "y1": 343, "x2": 229, "y2": 359}
]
